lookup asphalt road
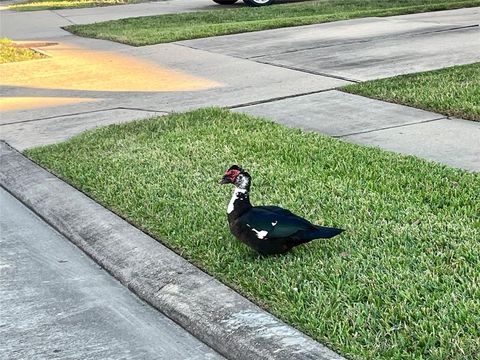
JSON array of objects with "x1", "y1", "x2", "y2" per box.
[{"x1": 0, "y1": 187, "x2": 224, "y2": 360}]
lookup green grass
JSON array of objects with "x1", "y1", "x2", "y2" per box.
[
  {"x1": 26, "y1": 108, "x2": 480, "y2": 360},
  {"x1": 64, "y1": 0, "x2": 480, "y2": 46},
  {"x1": 0, "y1": 38, "x2": 45, "y2": 64},
  {"x1": 10, "y1": 0, "x2": 143, "y2": 11},
  {"x1": 343, "y1": 63, "x2": 480, "y2": 122}
]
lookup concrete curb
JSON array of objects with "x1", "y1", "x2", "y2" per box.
[{"x1": 0, "y1": 141, "x2": 346, "y2": 360}]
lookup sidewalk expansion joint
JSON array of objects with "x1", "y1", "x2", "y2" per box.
[
  {"x1": 229, "y1": 88, "x2": 337, "y2": 109},
  {"x1": 173, "y1": 42, "x2": 359, "y2": 83},
  {"x1": 256, "y1": 61, "x2": 360, "y2": 83},
  {"x1": 0, "y1": 107, "x2": 167, "y2": 127},
  {"x1": 245, "y1": 23, "x2": 479, "y2": 60},
  {"x1": 51, "y1": 10, "x2": 76, "y2": 25},
  {"x1": 246, "y1": 39, "x2": 372, "y2": 59},
  {"x1": 430, "y1": 23, "x2": 479, "y2": 34},
  {"x1": 118, "y1": 106, "x2": 169, "y2": 115},
  {"x1": 336, "y1": 116, "x2": 447, "y2": 138}
]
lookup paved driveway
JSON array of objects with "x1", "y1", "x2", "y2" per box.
[
  {"x1": 179, "y1": 8, "x2": 480, "y2": 81},
  {"x1": 1, "y1": 3, "x2": 479, "y2": 170}
]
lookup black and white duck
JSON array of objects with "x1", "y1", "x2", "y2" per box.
[{"x1": 220, "y1": 165, "x2": 344, "y2": 255}]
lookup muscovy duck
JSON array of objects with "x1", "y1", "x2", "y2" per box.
[{"x1": 220, "y1": 165, "x2": 344, "y2": 255}]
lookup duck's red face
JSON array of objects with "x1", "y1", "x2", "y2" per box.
[{"x1": 219, "y1": 166, "x2": 242, "y2": 184}]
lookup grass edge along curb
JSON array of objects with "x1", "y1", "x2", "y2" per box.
[
  {"x1": 0, "y1": 141, "x2": 346, "y2": 360},
  {"x1": 25, "y1": 108, "x2": 480, "y2": 360}
]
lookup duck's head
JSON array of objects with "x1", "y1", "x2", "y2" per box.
[{"x1": 219, "y1": 165, "x2": 251, "y2": 190}]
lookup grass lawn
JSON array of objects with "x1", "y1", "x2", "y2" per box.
[
  {"x1": 9, "y1": 0, "x2": 143, "y2": 11},
  {"x1": 64, "y1": 0, "x2": 480, "y2": 46},
  {"x1": 0, "y1": 38, "x2": 45, "y2": 64},
  {"x1": 26, "y1": 108, "x2": 480, "y2": 360},
  {"x1": 343, "y1": 63, "x2": 480, "y2": 122}
]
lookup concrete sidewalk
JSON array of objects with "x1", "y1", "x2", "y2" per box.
[
  {"x1": 0, "y1": 0, "x2": 226, "y2": 39},
  {"x1": 181, "y1": 8, "x2": 479, "y2": 81},
  {"x1": 0, "y1": 187, "x2": 224, "y2": 360},
  {"x1": 0, "y1": 3, "x2": 479, "y2": 360},
  {"x1": 1, "y1": 4, "x2": 479, "y2": 170},
  {"x1": 234, "y1": 91, "x2": 480, "y2": 171}
]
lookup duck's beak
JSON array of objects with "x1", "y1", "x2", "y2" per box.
[{"x1": 219, "y1": 175, "x2": 230, "y2": 184}]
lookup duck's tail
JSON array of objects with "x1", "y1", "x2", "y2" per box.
[{"x1": 294, "y1": 226, "x2": 344, "y2": 244}]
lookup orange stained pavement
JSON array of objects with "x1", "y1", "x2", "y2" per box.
[
  {"x1": 0, "y1": 97, "x2": 98, "y2": 112},
  {"x1": 0, "y1": 42, "x2": 221, "y2": 111}
]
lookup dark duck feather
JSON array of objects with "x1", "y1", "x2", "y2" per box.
[{"x1": 220, "y1": 165, "x2": 344, "y2": 255}]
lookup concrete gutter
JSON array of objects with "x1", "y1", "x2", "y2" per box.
[{"x1": 0, "y1": 141, "x2": 345, "y2": 360}]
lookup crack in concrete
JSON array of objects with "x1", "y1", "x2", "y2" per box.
[
  {"x1": 336, "y1": 116, "x2": 447, "y2": 138},
  {"x1": 156, "y1": 282, "x2": 171, "y2": 294}
]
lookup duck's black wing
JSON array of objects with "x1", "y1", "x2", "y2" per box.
[
  {"x1": 240, "y1": 206, "x2": 344, "y2": 241},
  {"x1": 239, "y1": 206, "x2": 315, "y2": 240},
  {"x1": 257, "y1": 206, "x2": 297, "y2": 218}
]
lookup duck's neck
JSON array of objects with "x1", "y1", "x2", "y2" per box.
[{"x1": 227, "y1": 187, "x2": 252, "y2": 218}]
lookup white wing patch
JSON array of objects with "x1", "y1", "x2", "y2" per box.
[
  {"x1": 271, "y1": 221, "x2": 278, "y2": 226},
  {"x1": 252, "y1": 228, "x2": 268, "y2": 239}
]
